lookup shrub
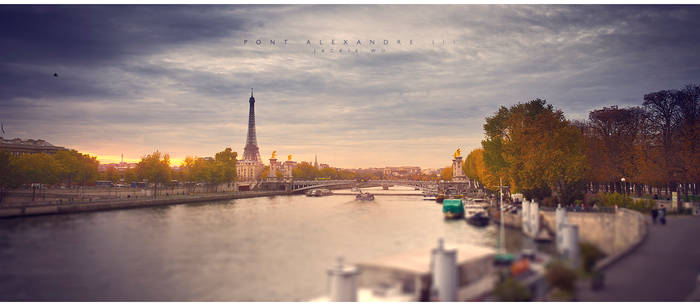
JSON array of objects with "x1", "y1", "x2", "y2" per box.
[
  {"x1": 584, "y1": 193, "x2": 600, "y2": 207},
  {"x1": 493, "y1": 276, "x2": 532, "y2": 301},
  {"x1": 596, "y1": 192, "x2": 655, "y2": 213},
  {"x1": 579, "y1": 242, "x2": 605, "y2": 274},
  {"x1": 545, "y1": 260, "x2": 578, "y2": 292}
]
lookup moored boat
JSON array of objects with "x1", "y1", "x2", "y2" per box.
[
  {"x1": 423, "y1": 192, "x2": 437, "y2": 201},
  {"x1": 306, "y1": 188, "x2": 333, "y2": 197},
  {"x1": 442, "y1": 199, "x2": 464, "y2": 219},
  {"x1": 464, "y1": 198, "x2": 490, "y2": 226},
  {"x1": 435, "y1": 194, "x2": 446, "y2": 204}
]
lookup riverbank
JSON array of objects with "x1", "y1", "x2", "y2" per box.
[{"x1": 0, "y1": 190, "x2": 290, "y2": 218}]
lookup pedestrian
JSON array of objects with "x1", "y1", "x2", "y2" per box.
[
  {"x1": 659, "y1": 204, "x2": 667, "y2": 225},
  {"x1": 651, "y1": 207, "x2": 658, "y2": 224}
]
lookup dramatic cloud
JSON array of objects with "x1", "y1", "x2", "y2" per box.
[{"x1": 1, "y1": 5, "x2": 699, "y2": 168}]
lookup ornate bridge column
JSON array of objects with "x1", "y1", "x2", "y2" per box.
[
  {"x1": 452, "y1": 156, "x2": 467, "y2": 182},
  {"x1": 269, "y1": 158, "x2": 278, "y2": 178}
]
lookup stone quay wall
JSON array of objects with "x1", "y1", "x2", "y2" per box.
[
  {"x1": 540, "y1": 208, "x2": 649, "y2": 256},
  {"x1": 0, "y1": 190, "x2": 290, "y2": 218},
  {"x1": 492, "y1": 207, "x2": 649, "y2": 260}
]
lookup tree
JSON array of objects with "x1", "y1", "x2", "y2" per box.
[
  {"x1": 463, "y1": 148, "x2": 493, "y2": 189},
  {"x1": 214, "y1": 147, "x2": 237, "y2": 183},
  {"x1": 675, "y1": 84, "x2": 700, "y2": 194},
  {"x1": 102, "y1": 166, "x2": 119, "y2": 183},
  {"x1": 482, "y1": 99, "x2": 587, "y2": 204},
  {"x1": 11, "y1": 153, "x2": 61, "y2": 185},
  {"x1": 137, "y1": 151, "x2": 171, "y2": 198},
  {"x1": 0, "y1": 150, "x2": 20, "y2": 203},
  {"x1": 258, "y1": 165, "x2": 270, "y2": 180},
  {"x1": 582, "y1": 106, "x2": 646, "y2": 192},
  {"x1": 11, "y1": 152, "x2": 61, "y2": 200},
  {"x1": 292, "y1": 161, "x2": 320, "y2": 179},
  {"x1": 440, "y1": 166, "x2": 453, "y2": 181},
  {"x1": 54, "y1": 149, "x2": 99, "y2": 187}
]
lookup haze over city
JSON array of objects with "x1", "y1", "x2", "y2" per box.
[{"x1": 1, "y1": 5, "x2": 699, "y2": 168}]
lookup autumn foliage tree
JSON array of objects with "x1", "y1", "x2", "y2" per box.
[
  {"x1": 481, "y1": 99, "x2": 587, "y2": 205},
  {"x1": 137, "y1": 151, "x2": 171, "y2": 198},
  {"x1": 54, "y1": 149, "x2": 99, "y2": 187},
  {"x1": 463, "y1": 148, "x2": 492, "y2": 189},
  {"x1": 580, "y1": 106, "x2": 646, "y2": 193},
  {"x1": 180, "y1": 148, "x2": 238, "y2": 192}
]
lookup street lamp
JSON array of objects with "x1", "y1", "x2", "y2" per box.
[{"x1": 621, "y1": 177, "x2": 626, "y2": 195}]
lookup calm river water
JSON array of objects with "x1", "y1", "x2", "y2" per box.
[{"x1": 0, "y1": 186, "x2": 552, "y2": 301}]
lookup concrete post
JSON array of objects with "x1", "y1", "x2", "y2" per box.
[
  {"x1": 431, "y1": 238, "x2": 458, "y2": 301},
  {"x1": 327, "y1": 257, "x2": 359, "y2": 302},
  {"x1": 561, "y1": 224, "x2": 580, "y2": 268},
  {"x1": 555, "y1": 204, "x2": 568, "y2": 254},
  {"x1": 672, "y1": 191, "x2": 678, "y2": 212},
  {"x1": 530, "y1": 200, "x2": 539, "y2": 239},
  {"x1": 520, "y1": 201, "x2": 530, "y2": 236}
]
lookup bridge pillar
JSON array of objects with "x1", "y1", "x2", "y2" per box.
[
  {"x1": 452, "y1": 156, "x2": 467, "y2": 183},
  {"x1": 269, "y1": 158, "x2": 279, "y2": 178}
]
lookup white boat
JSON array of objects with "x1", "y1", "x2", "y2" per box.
[
  {"x1": 356, "y1": 192, "x2": 375, "y2": 201},
  {"x1": 306, "y1": 188, "x2": 333, "y2": 197},
  {"x1": 464, "y1": 199, "x2": 490, "y2": 227}
]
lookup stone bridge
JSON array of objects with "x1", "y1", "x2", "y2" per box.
[{"x1": 257, "y1": 179, "x2": 476, "y2": 194}]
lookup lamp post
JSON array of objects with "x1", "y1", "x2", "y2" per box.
[
  {"x1": 497, "y1": 177, "x2": 510, "y2": 254},
  {"x1": 621, "y1": 177, "x2": 626, "y2": 195}
]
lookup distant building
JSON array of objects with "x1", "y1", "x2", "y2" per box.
[
  {"x1": 421, "y1": 168, "x2": 440, "y2": 176},
  {"x1": 98, "y1": 162, "x2": 137, "y2": 172},
  {"x1": 0, "y1": 137, "x2": 67, "y2": 157},
  {"x1": 383, "y1": 166, "x2": 421, "y2": 179},
  {"x1": 319, "y1": 163, "x2": 329, "y2": 169}
]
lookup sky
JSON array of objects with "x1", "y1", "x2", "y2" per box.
[{"x1": 1, "y1": 5, "x2": 699, "y2": 169}]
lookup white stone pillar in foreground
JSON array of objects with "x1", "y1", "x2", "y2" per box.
[
  {"x1": 431, "y1": 238, "x2": 458, "y2": 301},
  {"x1": 555, "y1": 204, "x2": 568, "y2": 254},
  {"x1": 522, "y1": 200, "x2": 531, "y2": 236},
  {"x1": 529, "y1": 200, "x2": 540, "y2": 238},
  {"x1": 561, "y1": 224, "x2": 580, "y2": 268},
  {"x1": 327, "y1": 257, "x2": 359, "y2": 301}
]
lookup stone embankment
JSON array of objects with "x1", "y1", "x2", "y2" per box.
[
  {"x1": 492, "y1": 206, "x2": 650, "y2": 265},
  {"x1": 0, "y1": 190, "x2": 290, "y2": 218}
]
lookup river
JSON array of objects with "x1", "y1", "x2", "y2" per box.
[{"x1": 0, "y1": 186, "x2": 552, "y2": 301}]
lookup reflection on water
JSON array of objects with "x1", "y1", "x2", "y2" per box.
[{"x1": 0, "y1": 186, "x2": 552, "y2": 301}]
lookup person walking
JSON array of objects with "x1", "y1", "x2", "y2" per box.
[
  {"x1": 652, "y1": 207, "x2": 658, "y2": 224},
  {"x1": 659, "y1": 204, "x2": 667, "y2": 225}
]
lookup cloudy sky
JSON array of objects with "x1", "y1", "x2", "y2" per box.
[{"x1": 1, "y1": 5, "x2": 699, "y2": 168}]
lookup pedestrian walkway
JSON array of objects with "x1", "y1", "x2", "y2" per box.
[{"x1": 578, "y1": 215, "x2": 700, "y2": 301}]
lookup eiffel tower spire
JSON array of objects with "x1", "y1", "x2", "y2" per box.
[{"x1": 243, "y1": 88, "x2": 261, "y2": 162}]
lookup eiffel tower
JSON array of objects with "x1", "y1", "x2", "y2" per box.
[{"x1": 242, "y1": 88, "x2": 261, "y2": 162}]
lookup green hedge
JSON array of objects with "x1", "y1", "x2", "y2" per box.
[{"x1": 597, "y1": 192, "x2": 655, "y2": 213}]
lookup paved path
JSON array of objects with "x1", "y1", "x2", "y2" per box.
[{"x1": 578, "y1": 215, "x2": 700, "y2": 301}]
